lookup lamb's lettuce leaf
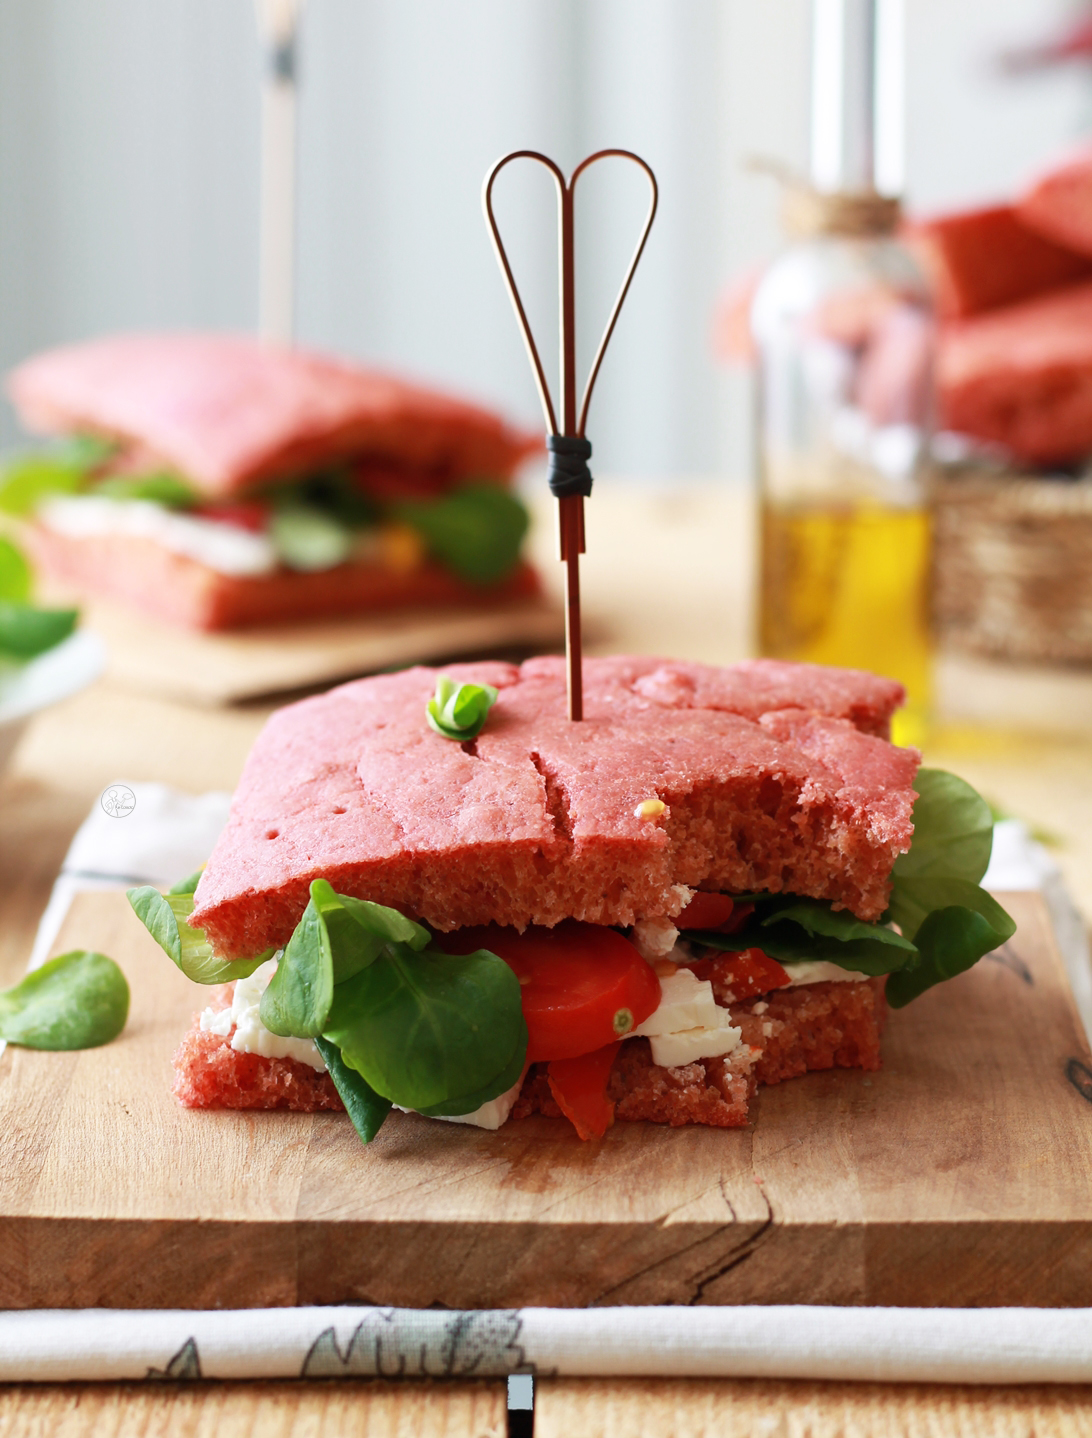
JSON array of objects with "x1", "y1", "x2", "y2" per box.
[
  {"x1": 313, "y1": 1035, "x2": 392, "y2": 1142},
  {"x1": 394, "y1": 484, "x2": 529, "y2": 584},
  {"x1": 93, "y1": 473, "x2": 198, "y2": 507},
  {"x1": 0, "y1": 603, "x2": 78, "y2": 659},
  {"x1": 126, "y1": 885, "x2": 271, "y2": 984},
  {"x1": 0, "y1": 949, "x2": 129, "y2": 1049},
  {"x1": 0, "y1": 536, "x2": 31, "y2": 603},
  {"x1": 322, "y1": 944, "x2": 527, "y2": 1114},
  {"x1": 891, "y1": 769, "x2": 993, "y2": 885}
]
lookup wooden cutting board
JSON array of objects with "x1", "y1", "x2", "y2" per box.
[
  {"x1": 81, "y1": 597, "x2": 565, "y2": 706},
  {"x1": 1, "y1": 888, "x2": 1090, "y2": 1312}
]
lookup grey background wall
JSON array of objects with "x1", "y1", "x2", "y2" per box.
[{"x1": 0, "y1": 0, "x2": 1088, "y2": 476}]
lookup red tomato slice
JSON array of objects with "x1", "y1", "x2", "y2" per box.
[
  {"x1": 547, "y1": 1042, "x2": 621, "y2": 1140},
  {"x1": 677, "y1": 892, "x2": 755, "y2": 933},
  {"x1": 677, "y1": 892, "x2": 736, "y2": 930},
  {"x1": 438, "y1": 921, "x2": 660, "y2": 1063},
  {"x1": 717, "y1": 948, "x2": 791, "y2": 1001}
]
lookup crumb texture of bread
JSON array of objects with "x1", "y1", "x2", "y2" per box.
[
  {"x1": 191, "y1": 656, "x2": 916, "y2": 957},
  {"x1": 729, "y1": 977, "x2": 886, "y2": 1085},
  {"x1": 172, "y1": 1025, "x2": 343, "y2": 1112},
  {"x1": 26, "y1": 525, "x2": 540, "y2": 631}
]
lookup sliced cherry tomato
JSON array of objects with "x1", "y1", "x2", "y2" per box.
[
  {"x1": 677, "y1": 892, "x2": 754, "y2": 934},
  {"x1": 438, "y1": 921, "x2": 660, "y2": 1063},
  {"x1": 677, "y1": 892, "x2": 736, "y2": 930},
  {"x1": 193, "y1": 501, "x2": 268, "y2": 533},
  {"x1": 547, "y1": 1042, "x2": 621, "y2": 1140},
  {"x1": 701, "y1": 948, "x2": 790, "y2": 1002}
]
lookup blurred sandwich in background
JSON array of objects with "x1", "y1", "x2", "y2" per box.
[{"x1": 2, "y1": 333, "x2": 541, "y2": 630}]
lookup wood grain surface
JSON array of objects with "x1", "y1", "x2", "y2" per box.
[
  {"x1": 0, "y1": 1379, "x2": 505, "y2": 1438},
  {"x1": 534, "y1": 1377, "x2": 1092, "y2": 1438},
  {"x1": 0, "y1": 887, "x2": 1088, "y2": 1311}
]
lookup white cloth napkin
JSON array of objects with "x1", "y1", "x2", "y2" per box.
[
  {"x1": 3, "y1": 1305, "x2": 1092, "y2": 1385},
  {"x1": 27, "y1": 781, "x2": 232, "y2": 971},
  {"x1": 9, "y1": 793, "x2": 1092, "y2": 1386}
]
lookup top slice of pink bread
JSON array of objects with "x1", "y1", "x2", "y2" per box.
[
  {"x1": 191, "y1": 656, "x2": 918, "y2": 959},
  {"x1": 7, "y1": 333, "x2": 540, "y2": 496}
]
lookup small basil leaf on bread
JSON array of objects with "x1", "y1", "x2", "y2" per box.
[
  {"x1": 313, "y1": 1036, "x2": 392, "y2": 1143},
  {"x1": 126, "y1": 886, "x2": 271, "y2": 983},
  {"x1": 0, "y1": 950, "x2": 129, "y2": 1049},
  {"x1": 426, "y1": 676, "x2": 499, "y2": 741},
  {"x1": 322, "y1": 945, "x2": 526, "y2": 1111}
]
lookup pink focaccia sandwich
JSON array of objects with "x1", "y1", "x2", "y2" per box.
[
  {"x1": 3, "y1": 333, "x2": 540, "y2": 630},
  {"x1": 129, "y1": 656, "x2": 1013, "y2": 1143}
]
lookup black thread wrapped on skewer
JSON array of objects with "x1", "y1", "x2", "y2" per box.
[{"x1": 547, "y1": 435, "x2": 593, "y2": 499}]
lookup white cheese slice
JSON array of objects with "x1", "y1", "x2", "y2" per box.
[
  {"x1": 40, "y1": 495, "x2": 278, "y2": 577},
  {"x1": 650, "y1": 1017, "x2": 740, "y2": 1069},
  {"x1": 199, "y1": 957, "x2": 326, "y2": 1070},
  {"x1": 783, "y1": 960, "x2": 864, "y2": 987},
  {"x1": 424, "y1": 1066, "x2": 530, "y2": 1130},
  {"x1": 632, "y1": 968, "x2": 721, "y2": 1036},
  {"x1": 632, "y1": 968, "x2": 742, "y2": 1068}
]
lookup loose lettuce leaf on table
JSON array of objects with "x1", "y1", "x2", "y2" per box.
[
  {"x1": 0, "y1": 603, "x2": 78, "y2": 659},
  {"x1": 0, "y1": 949, "x2": 129, "y2": 1049}
]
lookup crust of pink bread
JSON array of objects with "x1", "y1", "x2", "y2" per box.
[
  {"x1": 190, "y1": 656, "x2": 916, "y2": 956},
  {"x1": 7, "y1": 333, "x2": 540, "y2": 496},
  {"x1": 172, "y1": 978, "x2": 884, "y2": 1128},
  {"x1": 25, "y1": 524, "x2": 541, "y2": 631}
]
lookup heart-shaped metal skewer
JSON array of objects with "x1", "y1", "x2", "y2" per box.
[{"x1": 483, "y1": 149, "x2": 658, "y2": 721}]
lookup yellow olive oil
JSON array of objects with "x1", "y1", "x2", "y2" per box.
[{"x1": 759, "y1": 502, "x2": 932, "y2": 748}]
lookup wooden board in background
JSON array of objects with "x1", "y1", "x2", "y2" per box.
[
  {"x1": 1, "y1": 889, "x2": 1090, "y2": 1312},
  {"x1": 83, "y1": 597, "x2": 565, "y2": 706}
]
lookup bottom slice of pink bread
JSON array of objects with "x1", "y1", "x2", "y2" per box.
[{"x1": 172, "y1": 978, "x2": 885, "y2": 1130}]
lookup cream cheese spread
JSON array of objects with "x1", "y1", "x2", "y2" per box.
[{"x1": 40, "y1": 496, "x2": 278, "y2": 577}]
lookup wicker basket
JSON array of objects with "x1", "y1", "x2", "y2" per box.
[{"x1": 931, "y1": 467, "x2": 1092, "y2": 665}]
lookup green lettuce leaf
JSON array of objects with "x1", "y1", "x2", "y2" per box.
[
  {"x1": 683, "y1": 897, "x2": 918, "y2": 975},
  {"x1": 394, "y1": 484, "x2": 528, "y2": 584},
  {"x1": 167, "y1": 868, "x2": 204, "y2": 896},
  {"x1": 259, "y1": 894, "x2": 334, "y2": 1039},
  {"x1": 0, "y1": 603, "x2": 78, "y2": 659},
  {"x1": 313, "y1": 1035, "x2": 392, "y2": 1143},
  {"x1": 0, "y1": 454, "x2": 87, "y2": 515},
  {"x1": 887, "y1": 902, "x2": 1016, "y2": 1008},
  {"x1": 414, "y1": 1034, "x2": 527, "y2": 1117},
  {"x1": 270, "y1": 503, "x2": 355, "y2": 571},
  {"x1": 0, "y1": 536, "x2": 31, "y2": 603},
  {"x1": 126, "y1": 886, "x2": 271, "y2": 983},
  {"x1": 93, "y1": 473, "x2": 198, "y2": 507},
  {"x1": 0, "y1": 949, "x2": 129, "y2": 1049},
  {"x1": 322, "y1": 945, "x2": 527, "y2": 1111},
  {"x1": 893, "y1": 768, "x2": 993, "y2": 884}
]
